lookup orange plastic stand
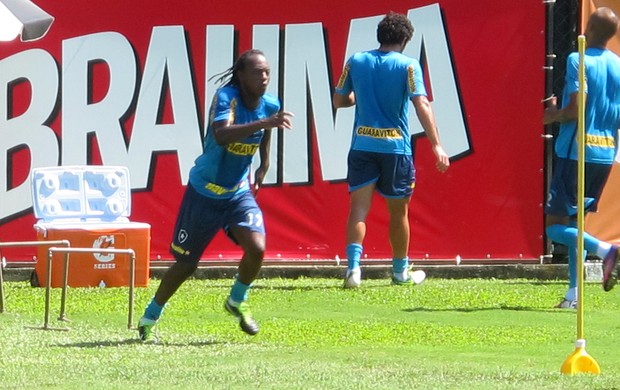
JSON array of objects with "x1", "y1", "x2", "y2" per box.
[{"x1": 34, "y1": 222, "x2": 150, "y2": 288}]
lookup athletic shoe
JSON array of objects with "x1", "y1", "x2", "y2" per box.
[
  {"x1": 224, "y1": 298, "x2": 259, "y2": 335},
  {"x1": 554, "y1": 299, "x2": 577, "y2": 309},
  {"x1": 392, "y1": 269, "x2": 426, "y2": 285},
  {"x1": 343, "y1": 267, "x2": 361, "y2": 289},
  {"x1": 137, "y1": 316, "x2": 158, "y2": 342},
  {"x1": 602, "y1": 246, "x2": 620, "y2": 292}
]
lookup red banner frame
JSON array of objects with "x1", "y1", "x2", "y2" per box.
[{"x1": 0, "y1": 0, "x2": 545, "y2": 263}]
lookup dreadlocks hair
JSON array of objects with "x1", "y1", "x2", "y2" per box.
[
  {"x1": 376, "y1": 12, "x2": 414, "y2": 45},
  {"x1": 209, "y1": 49, "x2": 266, "y2": 87}
]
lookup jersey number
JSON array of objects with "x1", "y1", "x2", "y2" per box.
[{"x1": 246, "y1": 212, "x2": 263, "y2": 228}]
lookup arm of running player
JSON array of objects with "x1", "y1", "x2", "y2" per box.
[
  {"x1": 253, "y1": 129, "x2": 272, "y2": 194},
  {"x1": 333, "y1": 91, "x2": 356, "y2": 108},
  {"x1": 213, "y1": 111, "x2": 294, "y2": 145},
  {"x1": 411, "y1": 95, "x2": 450, "y2": 173},
  {"x1": 543, "y1": 93, "x2": 579, "y2": 125}
]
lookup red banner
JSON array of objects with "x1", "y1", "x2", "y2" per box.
[{"x1": 0, "y1": 0, "x2": 545, "y2": 262}]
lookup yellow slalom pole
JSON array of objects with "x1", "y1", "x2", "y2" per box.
[{"x1": 560, "y1": 35, "x2": 600, "y2": 375}]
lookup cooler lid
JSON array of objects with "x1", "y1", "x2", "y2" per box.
[{"x1": 31, "y1": 165, "x2": 131, "y2": 222}]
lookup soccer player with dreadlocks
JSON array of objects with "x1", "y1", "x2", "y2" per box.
[{"x1": 138, "y1": 50, "x2": 293, "y2": 340}]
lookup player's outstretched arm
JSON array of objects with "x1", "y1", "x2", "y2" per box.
[{"x1": 213, "y1": 111, "x2": 294, "y2": 145}]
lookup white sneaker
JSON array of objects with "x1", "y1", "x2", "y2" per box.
[
  {"x1": 554, "y1": 299, "x2": 577, "y2": 309},
  {"x1": 392, "y1": 269, "x2": 426, "y2": 285},
  {"x1": 343, "y1": 267, "x2": 361, "y2": 288}
]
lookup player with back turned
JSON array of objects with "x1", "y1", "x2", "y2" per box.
[{"x1": 333, "y1": 12, "x2": 450, "y2": 288}]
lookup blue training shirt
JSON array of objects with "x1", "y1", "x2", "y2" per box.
[
  {"x1": 189, "y1": 85, "x2": 280, "y2": 199},
  {"x1": 555, "y1": 48, "x2": 620, "y2": 164},
  {"x1": 335, "y1": 49, "x2": 427, "y2": 155}
]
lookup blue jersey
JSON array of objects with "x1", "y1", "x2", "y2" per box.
[
  {"x1": 335, "y1": 50, "x2": 427, "y2": 155},
  {"x1": 555, "y1": 48, "x2": 620, "y2": 164},
  {"x1": 189, "y1": 85, "x2": 280, "y2": 199}
]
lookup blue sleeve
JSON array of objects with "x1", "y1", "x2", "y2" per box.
[
  {"x1": 565, "y1": 53, "x2": 582, "y2": 96},
  {"x1": 213, "y1": 87, "x2": 235, "y2": 123},
  {"x1": 407, "y1": 59, "x2": 427, "y2": 98},
  {"x1": 263, "y1": 94, "x2": 281, "y2": 117},
  {"x1": 335, "y1": 58, "x2": 352, "y2": 95}
]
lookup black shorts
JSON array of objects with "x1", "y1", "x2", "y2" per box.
[
  {"x1": 545, "y1": 158, "x2": 612, "y2": 217},
  {"x1": 169, "y1": 184, "x2": 265, "y2": 263},
  {"x1": 347, "y1": 150, "x2": 415, "y2": 198}
]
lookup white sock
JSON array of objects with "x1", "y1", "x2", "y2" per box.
[
  {"x1": 565, "y1": 287, "x2": 577, "y2": 302},
  {"x1": 596, "y1": 242, "x2": 612, "y2": 259}
]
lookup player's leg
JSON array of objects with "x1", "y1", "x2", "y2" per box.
[
  {"x1": 545, "y1": 159, "x2": 619, "y2": 306},
  {"x1": 223, "y1": 192, "x2": 265, "y2": 335},
  {"x1": 138, "y1": 185, "x2": 218, "y2": 340},
  {"x1": 385, "y1": 196, "x2": 410, "y2": 260},
  {"x1": 386, "y1": 195, "x2": 412, "y2": 279},
  {"x1": 347, "y1": 185, "x2": 374, "y2": 256},
  {"x1": 545, "y1": 214, "x2": 575, "y2": 307},
  {"x1": 384, "y1": 195, "x2": 424, "y2": 285},
  {"x1": 152, "y1": 261, "x2": 199, "y2": 308},
  {"x1": 585, "y1": 163, "x2": 620, "y2": 291},
  {"x1": 231, "y1": 228, "x2": 265, "y2": 288},
  {"x1": 344, "y1": 151, "x2": 378, "y2": 288},
  {"x1": 138, "y1": 259, "x2": 199, "y2": 341},
  {"x1": 377, "y1": 153, "x2": 423, "y2": 285},
  {"x1": 343, "y1": 185, "x2": 373, "y2": 288}
]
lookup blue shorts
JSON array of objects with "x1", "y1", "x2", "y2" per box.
[
  {"x1": 545, "y1": 158, "x2": 612, "y2": 217},
  {"x1": 170, "y1": 184, "x2": 265, "y2": 263},
  {"x1": 347, "y1": 150, "x2": 415, "y2": 198}
]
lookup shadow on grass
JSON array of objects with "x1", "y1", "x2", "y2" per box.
[
  {"x1": 191, "y1": 282, "x2": 344, "y2": 291},
  {"x1": 403, "y1": 306, "x2": 574, "y2": 313},
  {"x1": 502, "y1": 280, "x2": 569, "y2": 286},
  {"x1": 251, "y1": 284, "x2": 344, "y2": 291},
  {"x1": 54, "y1": 339, "x2": 226, "y2": 348}
]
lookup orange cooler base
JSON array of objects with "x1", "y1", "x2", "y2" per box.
[{"x1": 34, "y1": 222, "x2": 151, "y2": 288}]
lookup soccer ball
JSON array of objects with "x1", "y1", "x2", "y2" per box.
[{"x1": 410, "y1": 270, "x2": 426, "y2": 285}]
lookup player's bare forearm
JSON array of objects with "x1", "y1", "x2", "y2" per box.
[
  {"x1": 213, "y1": 119, "x2": 270, "y2": 145},
  {"x1": 413, "y1": 96, "x2": 441, "y2": 146},
  {"x1": 213, "y1": 112, "x2": 293, "y2": 145},
  {"x1": 258, "y1": 129, "x2": 272, "y2": 173},
  {"x1": 333, "y1": 92, "x2": 355, "y2": 108},
  {"x1": 543, "y1": 94, "x2": 579, "y2": 125},
  {"x1": 413, "y1": 96, "x2": 450, "y2": 172},
  {"x1": 253, "y1": 131, "x2": 272, "y2": 193}
]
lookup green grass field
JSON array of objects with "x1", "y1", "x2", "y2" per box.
[{"x1": 1, "y1": 276, "x2": 619, "y2": 389}]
